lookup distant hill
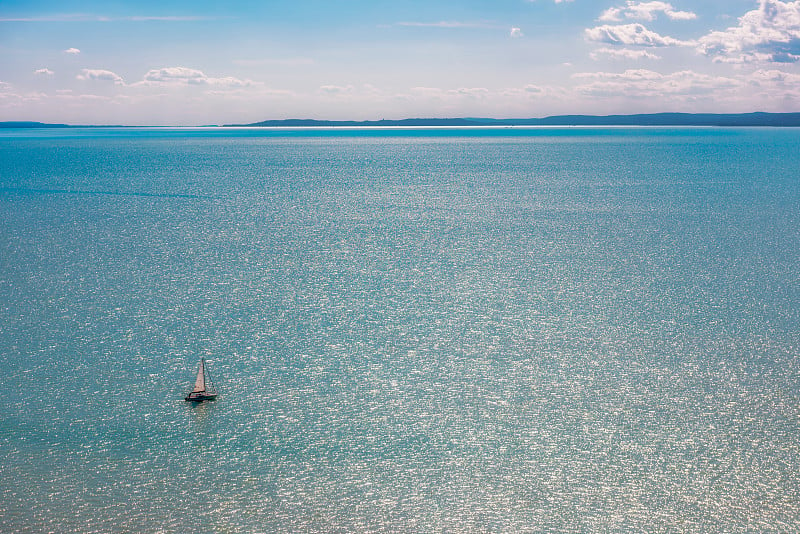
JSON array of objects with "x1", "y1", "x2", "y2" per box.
[
  {"x1": 484, "y1": 112, "x2": 800, "y2": 127},
  {"x1": 228, "y1": 112, "x2": 800, "y2": 128},
  {"x1": 0, "y1": 121, "x2": 70, "y2": 128}
]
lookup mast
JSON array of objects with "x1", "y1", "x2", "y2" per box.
[{"x1": 203, "y1": 359, "x2": 216, "y2": 394}]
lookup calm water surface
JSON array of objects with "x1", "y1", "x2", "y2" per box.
[{"x1": 1, "y1": 127, "x2": 799, "y2": 532}]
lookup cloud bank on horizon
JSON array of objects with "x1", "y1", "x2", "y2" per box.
[{"x1": 1, "y1": 0, "x2": 799, "y2": 124}]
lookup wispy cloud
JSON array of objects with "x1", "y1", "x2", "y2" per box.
[
  {"x1": 316, "y1": 84, "x2": 386, "y2": 99},
  {"x1": 599, "y1": 2, "x2": 697, "y2": 22},
  {"x1": 122, "y1": 16, "x2": 223, "y2": 22},
  {"x1": 234, "y1": 58, "x2": 315, "y2": 67},
  {"x1": 318, "y1": 84, "x2": 354, "y2": 96},
  {"x1": 393, "y1": 20, "x2": 504, "y2": 29},
  {"x1": 590, "y1": 47, "x2": 661, "y2": 60},
  {"x1": 0, "y1": 14, "x2": 92, "y2": 22},
  {"x1": 0, "y1": 14, "x2": 224, "y2": 22},
  {"x1": 406, "y1": 86, "x2": 491, "y2": 99},
  {"x1": 35, "y1": 68, "x2": 54, "y2": 75},
  {"x1": 64, "y1": 48, "x2": 80, "y2": 55},
  {"x1": 573, "y1": 69, "x2": 739, "y2": 98},
  {"x1": 568, "y1": 66, "x2": 800, "y2": 109},
  {"x1": 0, "y1": 89, "x2": 47, "y2": 104},
  {"x1": 747, "y1": 69, "x2": 800, "y2": 97}
]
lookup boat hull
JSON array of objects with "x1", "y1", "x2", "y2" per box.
[{"x1": 185, "y1": 393, "x2": 217, "y2": 402}]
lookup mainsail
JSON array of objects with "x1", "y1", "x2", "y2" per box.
[{"x1": 192, "y1": 359, "x2": 207, "y2": 393}]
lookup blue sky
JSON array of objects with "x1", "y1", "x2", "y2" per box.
[{"x1": 1, "y1": 0, "x2": 799, "y2": 124}]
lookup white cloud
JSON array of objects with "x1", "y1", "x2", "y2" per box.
[
  {"x1": 574, "y1": 68, "x2": 663, "y2": 82},
  {"x1": 319, "y1": 84, "x2": 354, "y2": 95},
  {"x1": 633, "y1": 2, "x2": 696, "y2": 21},
  {"x1": 405, "y1": 86, "x2": 490, "y2": 99},
  {"x1": 600, "y1": 8, "x2": 625, "y2": 22},
  {"x1": 573, "y1": 69, "x2": 740, "y2": 98},
  {"x1": 140, "y1": 67, "x2": 254, "y2": 87},
  {"x1": 510, "y1": 27, "x2": 524, "y2": 38},
  {"x1": 745, "y1": 69, "x2": 800, "y2": 97},
  {"x1": 407, "y1": 86, "x2": 443, "y2": 98},
  {"x1": 601, "y1": 2, "x2": 696, "y2": 22},
  {"x1": 35, "y1": 68, "x2": 54, "y2": 75},
  {"x1": 206, "y1": 87, "x2": 295, "y2": 99},
  {"x1": 497, "y1": 84, "x2": 566, "y2": 103},
  {"x1": 585, "y1": 23, "x2": 692, "y2": 47},
  {"x1": 77, "y1": 69, "x2": 124, "y2": 84},
  {"x1": 590, "y1": 47, "x2": 661, "y2": 60},
  {"x1": 122, "y1": 16, "x2": 217, "y2": 22},
  {"x1": 698, "y1": 0, "x2": 800, "y2": 63},
  {"x1": 143, "y1": 67, "x2": 208, "y2": 85},
  {"x1": 449, "y1": 87, "x2": 491, "y2": 98},
  {"x1": 752, "y1": 70, "x2": 800, "y2": 100},
  {"x1": 0, "y1": 88, "x2": 47, "y2": 104},
  {"x1": 749, "y1": 68, "x2": 800, "y2": 84},
  {"x1": 56, "y1": 93, "x2": 113, "y2": 102},
  {"x1": 64, "y1": 48, "x2": 81, "y2": 55},
  {"x1": 208, "y1": 76, "x2": 254, "y2": 88}
]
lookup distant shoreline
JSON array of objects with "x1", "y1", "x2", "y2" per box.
[
  {"x1": 4, "y1": 112, "x2": 800, "y2": 128},
  {"x1": 228, "y1": 113, "x2": 800, "y2": 128}
]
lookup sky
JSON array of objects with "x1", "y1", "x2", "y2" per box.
[{"x1": 1, "y1": 0, "x2": 800, "y2": 125}]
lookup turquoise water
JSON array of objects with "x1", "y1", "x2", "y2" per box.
[{"x1": 1, "y1": 127, "x2": 798, "y2": 532}]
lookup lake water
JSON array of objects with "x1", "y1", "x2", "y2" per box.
[{"x1": 1, "y1": 127, "x2": 798, "y2": 532}]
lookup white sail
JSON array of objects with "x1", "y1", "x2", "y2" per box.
[{"x1": 192, "y1": 359, "x2": 206, "y2": 393}]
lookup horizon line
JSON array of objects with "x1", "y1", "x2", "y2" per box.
[{"x1": 4, "y1": 112, "x2": 800, "y2": 129}]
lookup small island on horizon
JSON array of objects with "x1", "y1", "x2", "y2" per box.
[{"x1": 4, "y1": 112, "x2": 800, "y2": 128}]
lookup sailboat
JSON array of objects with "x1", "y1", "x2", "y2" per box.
[{"x1": 185, "y1": 357, "x2": 218, "y2": 402}]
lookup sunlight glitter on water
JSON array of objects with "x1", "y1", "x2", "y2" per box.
[{"x1": 1, "y1": 128, "x2": 799, "y2": 532}]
